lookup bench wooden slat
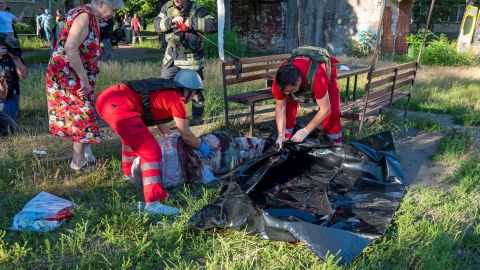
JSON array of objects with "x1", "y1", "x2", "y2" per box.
[
  {"x1": 223, "y1": 54, "x2": 291, "y2": 66},
  {"x1": 365, "y1": 85, "x2": 393, "y2": 100},
  {"x1": 226, "y1": 72, "x2": 276, "y2": 85},
  {"x1": 369, "y1": 74, "x2": 396, "y2": 89},
  {"x1": 227, "y1": 89, "x2": 273, "y2": 105},
  {"x1": 394, "y1": 78, "x2": 414, "y2": 90},
  {"x1": 224, "y1": 63, "x2": 282, "y2": 76},
  {"x1": 396, "y1": 61, "x2": 418, "y2": 72},
  {"x1": 372, "y1": 67, "x2": 397, "y2": 77},
  {"x1": 396, "y1": 70, "x2": 416, "y2": 81}
]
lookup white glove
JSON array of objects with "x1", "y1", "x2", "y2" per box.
[
  {"x1": 291, "y1": 128, "x2": 309, "y2": 143},
  {"x1": 275, "y1": 133, "x2": 286, "y2": 150}
]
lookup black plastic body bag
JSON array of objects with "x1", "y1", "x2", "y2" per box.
[{"x1": 188, "y1": 132, "x2": 406, "y2": 265}]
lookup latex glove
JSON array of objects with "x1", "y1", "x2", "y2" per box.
[
  {"x1": 291, "y1": 128, "x2": 309, "y2": 143},
  {"x1": 197, "y1": 141, "x2": 215, "y2": 158},
  {"x1": 171, "y1": 16, "x2": 184, "y2": 25},
  {"x1": 275, "y1": 133, "x2": 286, "y2": 150}
]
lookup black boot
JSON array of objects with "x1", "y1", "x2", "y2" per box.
[{"x1": 191, "y1": 92, "x2": 205, "y2": 126}]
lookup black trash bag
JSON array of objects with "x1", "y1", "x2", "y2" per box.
[{"x1": 189, "y1": 131, "x2": 406, "y2": 265}]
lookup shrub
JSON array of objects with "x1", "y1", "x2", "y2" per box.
[
  {"x1": 203, "y1": 27, "x2": 247, "y2": 59},
  {"x1": 421, "y1": 35, "x2": 473, "y2": 66},
  {"x1": 345, "y1": 30, "x2": 376, "y2": 58},
  {"x1": 14, "y1": 22, "x2": 35, "y2": 34}
]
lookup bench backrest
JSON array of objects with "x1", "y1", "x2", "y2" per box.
[
  {"x1": 365, "y1": 61, "x2": 418, "y2": 103},
  {"x1": 222, "y1": 54, "x2": 291, "y2": 91}
]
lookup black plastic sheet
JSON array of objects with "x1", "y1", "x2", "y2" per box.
[{"x1": 189, "y1": 131, "x2": 406, "y2": 265}]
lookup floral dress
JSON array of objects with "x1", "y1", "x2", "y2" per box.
[{"x1": 46, "y1": 5, "x2": 101, "y2": 144}]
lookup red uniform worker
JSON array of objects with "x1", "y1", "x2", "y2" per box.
[
  {"x1": 96, "y1": 69, "x2": 214, "y2": 215},
  {"x1": 272, "y1": 55, "x2": 343, "y2": 147}
]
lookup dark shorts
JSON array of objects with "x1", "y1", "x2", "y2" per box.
[{"x1": 132, "y1": 30, "x2": 141, "y2": 38}]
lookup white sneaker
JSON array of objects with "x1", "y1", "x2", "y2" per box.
[{"x1": 144, "y1": 202, "x2": 180, "y2": 216}]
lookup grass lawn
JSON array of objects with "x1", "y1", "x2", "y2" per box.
[{"x1": 0, "y1": 59, "x2": 479, "y2": 269}]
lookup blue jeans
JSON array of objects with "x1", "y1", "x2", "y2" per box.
[{"x1": 3, "y1": 94, "x2": 20, "y2": 120}]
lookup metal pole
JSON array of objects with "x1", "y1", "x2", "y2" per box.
[
  {"x1": 370, "y1": 0, "x2": 387, "y2": 71},
  {"x1": 417, "y1": 0, "x2": 436, "y2": 63},
  {"x1": 48, "y1": 0, "x2": 52, "y2": 12}
]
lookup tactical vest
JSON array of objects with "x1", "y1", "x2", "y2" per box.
[
  {"x1": 123, "y1": 78, "x2": 179, "y2": 126},
  {"x1": 286, "y1": 46, "x2": 332, "y2": 103}
]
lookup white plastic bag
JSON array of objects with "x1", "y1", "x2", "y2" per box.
[{"x1": 10, "y1": 192, "x2": 77, "y2": 232}]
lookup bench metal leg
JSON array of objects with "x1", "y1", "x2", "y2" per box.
[
  {"x1": 224, "y1": 102, "x2": 229, "y2": 129},
  {"x1": 345, "y1": 76, "x2": 350, "y2": 102},
  {"x1": 249, "y1": 103, "x2": 255, "y2": 137},
  {"x1": 404, "y1": 94, "x2": 411, "y2": 121},
  {"x1": 353, "y1": 75, "x2": 358, "y2": 100}
]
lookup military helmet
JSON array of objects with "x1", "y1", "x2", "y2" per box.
[{"x1": 174, "y1": 69, "x2": 204, "y2": 90}]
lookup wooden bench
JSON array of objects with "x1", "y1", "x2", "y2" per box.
[
  {"x1": 222, "y1": 54, "x2": 290, "y2": 136},
  {"x1": 341, "y1": 61, "x2": 418, "y2": 131},
  {"x1": 222, "y1": 54, "x2": 371, "y2": 136}
]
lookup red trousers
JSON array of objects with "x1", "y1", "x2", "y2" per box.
[
  {"x1": 96, "y1": 86, "x2": 168, "y2": 203},
  {"x1": 285, "y1": 78, "x2": 343, "y2": 144}
]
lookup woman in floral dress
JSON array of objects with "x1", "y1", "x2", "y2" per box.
[{"x1": 46, "y1": 0, "x2": 124, "y2": 170}]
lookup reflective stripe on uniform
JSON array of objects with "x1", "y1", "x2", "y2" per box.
[
  {"x1": 143, "y1": 176, "x2": 162, "y2": 185},
  {"x1": 159, "y1": 13, "x2": 170, "y2": 32},
  {"x1": 122, "y1": 145, "x2": 133, "y2": 152},
  {"x1": 326, "y1": 131, "x2": 343, "y2": 140},
  {"x1": 141, "y1": 162, "x2": 161, "y2": 171},
  {"x1": 122, "y1": 156, "x2": 137, "y2": 163}
]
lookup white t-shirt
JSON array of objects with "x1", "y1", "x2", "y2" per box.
[{"x1": 0, "y1": 11, "x2": 16, "y2": 33}]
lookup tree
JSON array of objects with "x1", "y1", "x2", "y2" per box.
[
  {"x1": 413, "y1": 0, "x2": 480, "y2": 29},
  {"x1": 121, "y1": 0, "x2": 217, "y2": 22}
]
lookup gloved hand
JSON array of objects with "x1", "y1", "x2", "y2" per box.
[
  {"x1": 275, "y1": 133, "x2": 286, "y2": 150},
  {"x1": 197, "y1": 141, "x2": 215, "y2": 158},
  {"x1": 174, "y1": 21, "x2": 189, "y2": 32},
  {"x1": 291, "y1": 128, "x2": 309, "y2": 143}
]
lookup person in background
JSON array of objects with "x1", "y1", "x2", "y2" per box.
[
  {"x1": 42, "y1": 9, "x2": 54, "y2": 46},
  {"x1": 96, "y1": 69, "x2": 214, "y2": 215},
  {"x1": 99, "y1": 17, "x2": 115, "y2": 59},
  {"x1": 51, "y1": 12, "x2": 65, "y2": 49},
  {"x1": 154, "y1": 0, "x2": 217, "y2": 126},
  {"x1": 35, "y1": 8, "x2": 44, "y2": 38},
  {"x1": 55, "y1": 9, "x2": 62, "y2": 23},
  {"x1": 141, "y1": 17, "x2": 147, "y2": 31},
  {"x1": 0, "y1": 35, "x2": 28, "y2": 121},
  {"x1": 130, "y1": 13, "x2": 142, "y2": 45},
  {"x1": 46, "y1": 0, "x2": 125, "y2": 171},
  {"x1": 122, "y1": 13, "x2": 131, "y2": 45},
  {"x1": 0, "y1": 0, "x2": 27, "y2": 37}
]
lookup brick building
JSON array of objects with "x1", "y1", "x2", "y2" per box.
[{"x1": 225, "y1": 0, "x2": 414, "y2": 55}]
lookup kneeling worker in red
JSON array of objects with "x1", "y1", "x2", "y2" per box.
[
  {"x1": 96, "y1": 69, "x2": 214, "y2": 215},
  {"x1": 272, "y1": 46, "x2": 343, "y2": 148}
]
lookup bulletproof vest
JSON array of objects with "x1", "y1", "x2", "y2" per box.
[
  {"x1": 123, "y1": 78, "x2": 178, "y2": 126},
  {"x1": 286, "y1": 46, "x2": 332, "y2": 103}
]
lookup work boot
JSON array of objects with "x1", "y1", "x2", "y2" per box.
[
  {"x1": 144, "y1": 201, "x2": 180, "y2": 216},
  {"x1": 191, "y1": 92, "x2": 205, "y2": 126}
]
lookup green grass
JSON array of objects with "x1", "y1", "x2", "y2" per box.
[
  {"x1": 19, "y1": 36, "x2": 50, "y2": 51},
  {"x1": 432, "y1": 131, "x2": 472, "y2": 164},
  {"x1": 132, "y1": 39, "x2": 162, "y2": 49},
  {"x1": 1, "y1": 59, "x2": 479, "y2": 269}
]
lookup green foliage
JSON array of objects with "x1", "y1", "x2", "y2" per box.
[
  {"x1": 203, "y1": 28, "x2": 247, "y2": 59},
  {"x1": 412, "y1": 0, "x2": 480, "y2": 29},
  {"x1": 122, "y1": 0, "x2": 217, "y2": 22},
  {"x1": 18, "y1": 36, "x2": 50, "y2": 51},
  {"x1": 405, "y1": 31, "x2": 476, "y2": 66},
  {"x1": 408, "y1": 115, "x2": 445, "y2": 132},
  {"x1": 432, "y1": 131, "x2": 472, "y2": 164},
  {"x1": 14, "y1": 22, "x2": 34, "y2": 35},
  {"x1": 421, "y1": 35, "x2": 473, "y2": 66},
  {"x1": 344, "y1": 37, "x2": 372, "y2": 58}
]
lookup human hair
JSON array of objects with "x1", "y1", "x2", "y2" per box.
[
  {"x1": 92, "y1": 0, "x2": 125, "y2": 9},
  {"x1": 275, "y1": 64, "x2": 301, "y2": 90}
]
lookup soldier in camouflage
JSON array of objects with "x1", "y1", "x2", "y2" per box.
[{"x1": 154, "y1": 0, "x2": 217, "y2": 125}]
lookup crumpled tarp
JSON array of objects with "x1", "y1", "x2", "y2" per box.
[
  {"x1": 189, "y1": 131, "x2": 406, "y2": 265},
  {"x1": 9, "y1": 192, "x2": 77, "y2": 232}
]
